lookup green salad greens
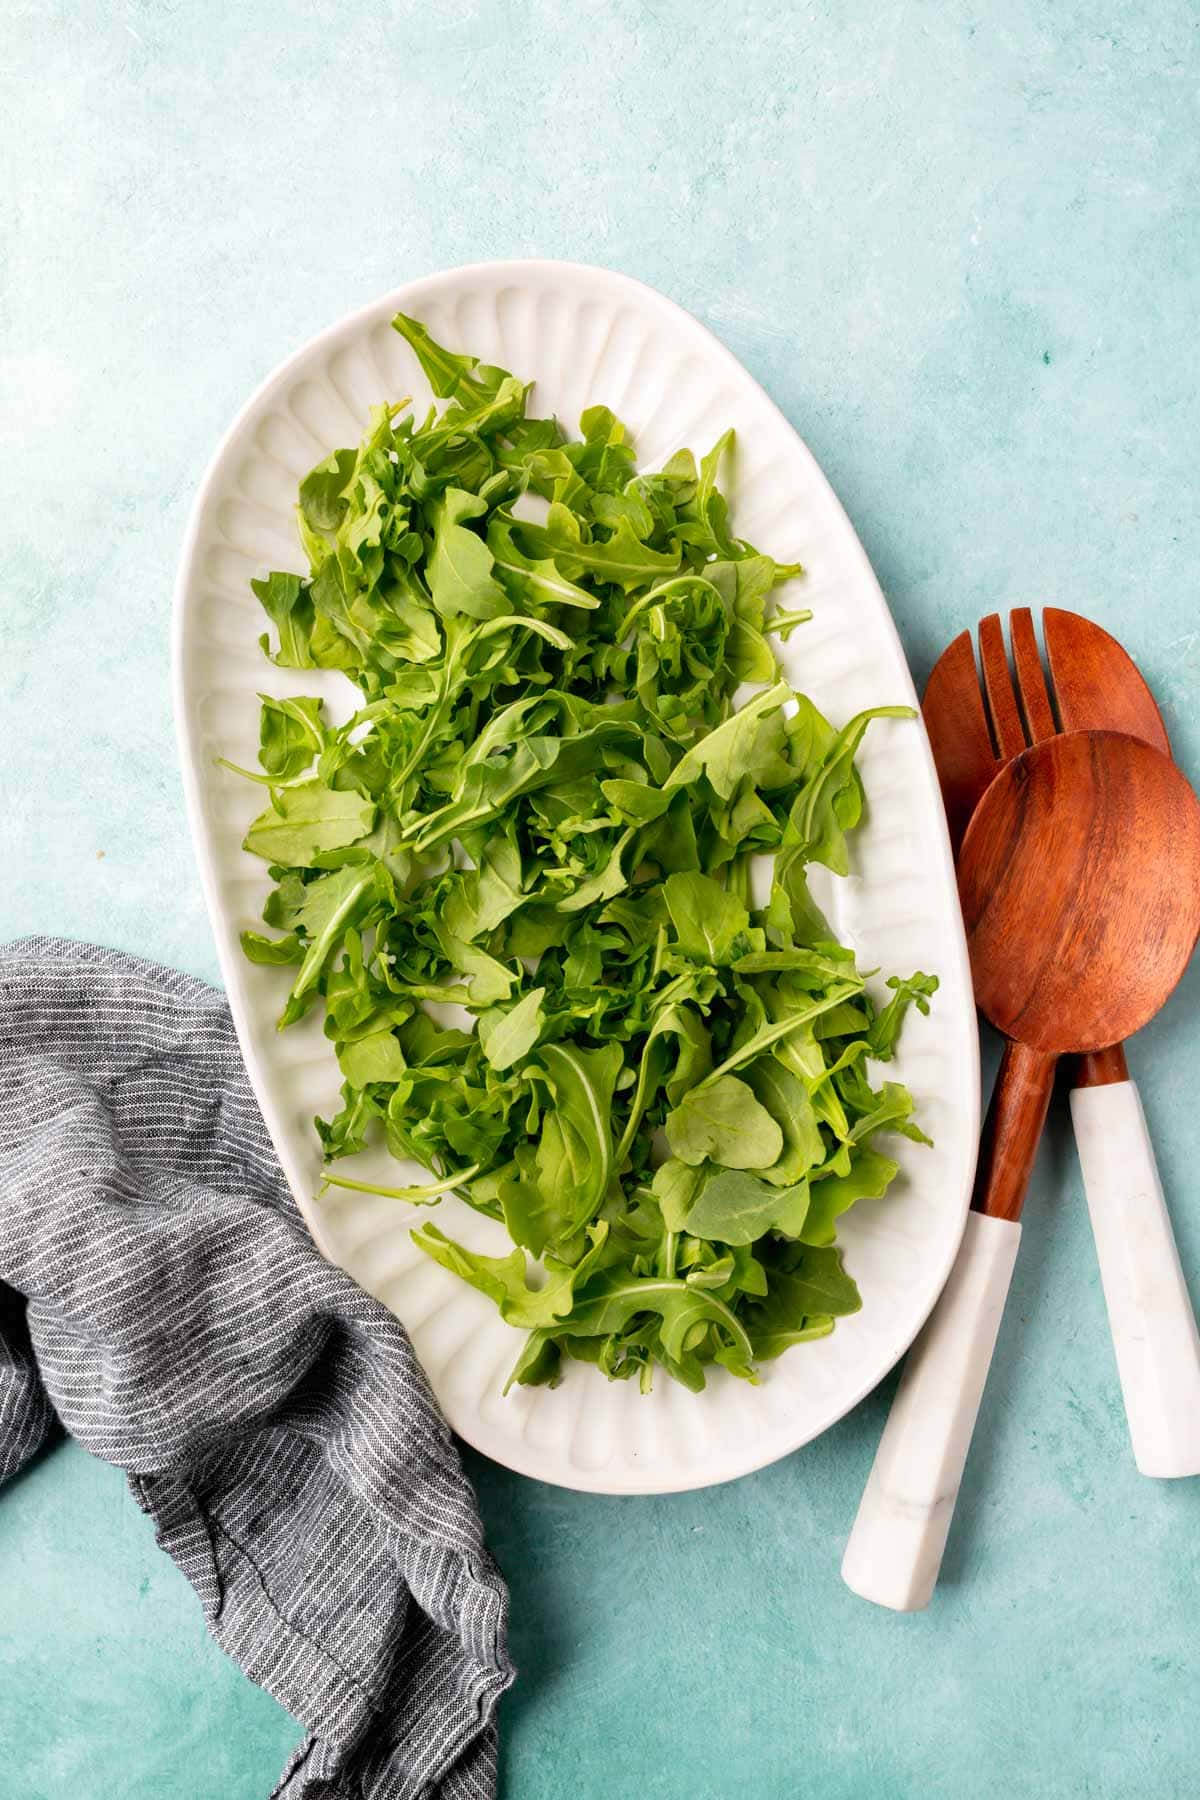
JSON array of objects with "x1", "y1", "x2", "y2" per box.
[{"x1": 231, "y1": 311, "x2": 936, "y2": 1395}]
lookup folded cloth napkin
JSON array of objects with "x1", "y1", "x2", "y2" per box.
[{"x1": 0, "y1": 937, "x2": 513, "y2": 1799}]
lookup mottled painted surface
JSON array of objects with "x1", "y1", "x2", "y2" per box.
[{"x1": 3, "y1": 2, "x2": 1200, "y2": 1795}]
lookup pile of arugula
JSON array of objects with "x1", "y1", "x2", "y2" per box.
[{"x1": 232, "y1": 312, "x2": 937, "y2": 1395}]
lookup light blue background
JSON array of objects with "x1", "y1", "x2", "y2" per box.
[{"x1": 4, "y1": 4, "x2": 1200, "y2": 1796}]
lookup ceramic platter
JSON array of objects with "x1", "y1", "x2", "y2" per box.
[{"x1": 173, "y1": 260, "x2": 979, "y2": 1494}]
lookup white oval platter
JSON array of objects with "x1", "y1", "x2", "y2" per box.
[{"x1": 173, "y1": 260, "x2": 979, "y2": 1494}]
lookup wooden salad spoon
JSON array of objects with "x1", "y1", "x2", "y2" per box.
[
  {"x1": 843, "y1": 730, "x2": 1200, "y2": 1610},
  {"x1": 923, "y1": 608, "x2": 1200, "y2": 1477}
]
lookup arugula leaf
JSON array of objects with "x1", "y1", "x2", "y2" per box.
[
  {"x1": 253, "y1": 572, "x2": 315, "y2": 669},
  {"x1": 337, "y1": 1028, "x2": 408, "y2": 1087},
  {"x1": 256, "y1": 694, "x2": 324, "y2": 781},
  {"x1": 781, "y1": 704, "x2": 915, "y2": 875},
  {"x1": 664, "y1": 681, "x2": 791, "y2": 801},
  {"x1": 612, "y1": 1004, "x2": 712, "y2": 1171},
  {"x1": 664, "y1": 872, "x2": 750, "y2": 964},
  {"x1": 477, "y1": 986, "x2": 545, "y2": 1071},
  {"x1": 503, "y1": 1330, "x2": 562, "y2": 1392},
  {"x1": 501, "y1": 1043, "x2": 621, "y2": 1256},
  {"x1": 243, "y1": 783, "x2": 375, "y2": 866},
  {"x1": 229, "y1": 312, "x2": 937, "y2": 1397},
  {"x1": 744, "y1": 1058, "x2": 825, "y2": 1185},
  {"x1": 666, "y1": 1073, "x2": 784, "y2": 1170},
  {"x1": 299, "y1": 448, "x2": 358, "y2": 533},
  {"x1": 600, "y1": 779, "x2": 672, "y2": 825},
  {"x1": 516, "y1": 503, "x2": 679, "y2": 593},
  {"x1": 487, "y1": 517, "x2": 600, "y2": 611},
  {"x1": 802, "y1": 1148, "x2": 899, "y2": 1245},
  {"x1": 427, "y1": 488, "x2": 508, "y2": 620},
  {"x1": 240, "y1": 929, "x2": 304, "y2": 966},
  {"x1": 745, "y1": 1244, "x2": 861, "y2": 1360},
  {"x1": 678, "y1": 1168, "x2": 810, "y2": 1245},
  {"x1": 653, "y1": 1158, "x2": 706, "y2": 1230},
  {"x1": 867, "y1": 971, "x2": 940, "y2": 1060},
  {"x1": 286, "y1": 865, "x2": 378, "y2": 1019},
  {"x1": 550, "y1": 1268, "x2": 753, "y2": 1368},
  {"x1": 392, "y1": 311, "x2": 502, "y2": 406},
  {"x1": 413, "y1": 1220, "x2": 609, "y2": 1329},
  {"x1": 765, "y1": 608, "x2": 813, "y2": 642}
]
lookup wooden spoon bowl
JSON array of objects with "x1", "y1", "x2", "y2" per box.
[
  {"x1": 961, "y1": 730, "x2": 1200, "y2": 1051},
  {"x1": 957, "y1": 731, "x2": 1200, "y2": 1220}
]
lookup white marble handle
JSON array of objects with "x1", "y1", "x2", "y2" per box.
[
  {"x1": 841, "y1": 1210, "x2": 1021, "y2": 1612},
  {"x1": 1071, "y1": 1080, "x2": 1200, "y2": 1478}
]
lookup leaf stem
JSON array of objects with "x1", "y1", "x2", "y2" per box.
[
  {"x1": 319, "y1": 1161, "x2": 482, "y2": 1203},
  {"x1": 765, "y1": 609, "x2": 814, "y2": 641},
  {"x1": 698, "y1": 983, "x2": 863, "y2": 1088}
]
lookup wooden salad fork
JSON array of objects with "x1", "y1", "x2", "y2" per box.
[
  {"x1": 923, "y1": 609, "x2": 1200, "y2": 1478},
  {"x1": 923, "y1": 606, "x2": 1171, "y2": 850},
  {"x1": 843, "y1": 728, "x2": 1200, "y2": 1612}
]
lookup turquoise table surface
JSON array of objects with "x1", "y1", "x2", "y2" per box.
[{"x1": 4, "y1": 3, "x2": 1200, "y2": 1796}]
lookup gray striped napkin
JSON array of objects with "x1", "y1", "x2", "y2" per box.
[{"x1": 0, "y1": 937, "x2": 513, "y2": 1799}]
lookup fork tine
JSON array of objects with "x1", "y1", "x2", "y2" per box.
[
  {"x1": 1010, "y1": 608, "x2": 1057, "y2": 742},
  {"x1": 922, "y1": 630, "x2": 1000, "y2": 855},
  {"x1": 978, "y1": 613, "x2": 1027, "y2": 758}
]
